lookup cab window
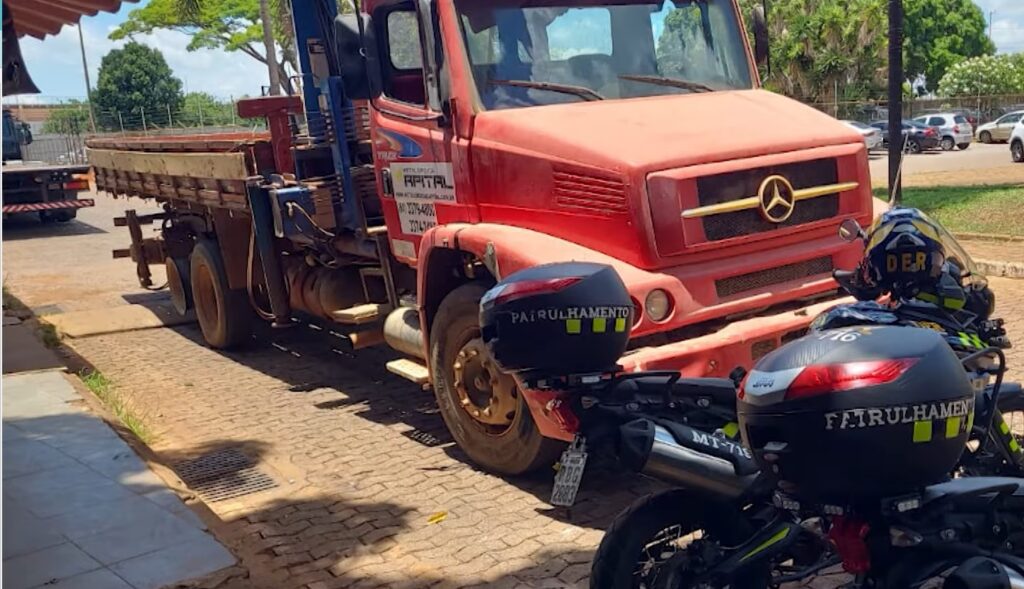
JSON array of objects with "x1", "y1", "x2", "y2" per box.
[
  {"x1": 927, "y1": 116, "x2": 944, "y2": 126},
  {"x1": 383, "y1": 9, "x2": 427, "y2": 105}
]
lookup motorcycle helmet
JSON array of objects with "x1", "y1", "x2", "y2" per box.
[
  {"x1": 863, "y1": 207, "x2": 946, "y2": 298},
  {"x1": 480, "y1": 262, "x2": 633, "y2": 383}
]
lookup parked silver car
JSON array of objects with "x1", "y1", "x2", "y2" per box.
[
  {"x1": 842, "y1": 120, "x2": 883, "y2": 151},
  {"x1": 976, "y1": 110, "x2": 1024, "y2": 144},
  {"x1": 912, "y1": 113, "x2": 973, "y2": 151}
]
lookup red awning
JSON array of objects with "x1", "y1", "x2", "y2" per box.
[{"x1": 7, "y1": 0, "x2": 138, "y2": 39}]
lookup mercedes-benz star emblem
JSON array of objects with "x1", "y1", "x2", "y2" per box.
[{"x1": 758, "y1": 175, "x2": 796, "y2": 223}]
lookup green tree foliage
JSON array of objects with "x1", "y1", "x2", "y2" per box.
[
  {"x1": 736, "y1": 0, "x2": 886, "y2": 102},
  {"x1": 735, "y1": 0, "x2": 993, "y2": 100},
  {"x1": 42, "y1": 101, "x2": 91, "y2": 134},
  {"x1": 177, "y1": 91, "x2": 236, "y2": 126},
  {"x1": 92, "y1": 42, "x2": 184, "y2": 129},
  {"x1": 938, "y1": 53, "x2": 1024, "y2": 97},
  {"x1": 904, "y1": 0, "x2": 994, "y2": 93},
  {"x1": 111, "y1": 0, "x2": 294, "y2": 92}
]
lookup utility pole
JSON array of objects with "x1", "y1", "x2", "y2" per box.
[
  {"x1": 887, "y1": 0, "x2": 903, "y2": 204},
  {"x1": 989, "y1": 11, "x2": 995, "y2": 42},
  {"x1": 77, "y1": 24, "x2": 97, "y2": 133}
]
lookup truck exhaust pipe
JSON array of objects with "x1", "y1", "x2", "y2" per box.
[
  {"x1": 383, "y1": 307, "x2": 424, "y2": 359},
  {"x1": 618, "y1": 420, "x2": 755, "y2": 498}
]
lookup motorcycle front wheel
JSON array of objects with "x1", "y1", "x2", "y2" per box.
[{"x1": 590, "y1": 489, "x2": 770, "y2": 589}]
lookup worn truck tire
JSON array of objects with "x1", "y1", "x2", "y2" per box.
[
  {"x1": 429, "y1": 282, "x2": 564, "y2": 475},
  {"x1": 190, "y1": 239, "x2": 251, "y2": 349}
]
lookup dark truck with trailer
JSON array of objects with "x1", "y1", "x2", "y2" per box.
[{"x1": 3, "y1": 109, "x2": 93, "y2": 222}]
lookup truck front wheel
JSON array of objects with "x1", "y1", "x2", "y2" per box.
[
  {"x1": 190, "y1": 239, "x2": 252, "y2": 349},
  {"x1": 429, "y1": 282, "x2": 564, "y2": 475}
]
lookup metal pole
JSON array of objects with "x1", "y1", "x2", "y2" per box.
[
  {"x1": 76, "y1": 24, "x2": 97, "y2": 133},
  {"x1": 230, "y1": 95, "x2": 236, "y2": 127},
  {"x1": 887, "y1": 0, "x2": 903, "y2": 205},
  {"x1": 198, "y1": 100, "x2": 204, "y2": 129},
  {"x1": 117, "y1": 111, "x2": 125, "y2": 136},
  {"x1": 167, "y1": 103, "x2": 173, "y2": 127},
  {"x1": 140, "y1": 106, "x2": 147, "y2": 135}
]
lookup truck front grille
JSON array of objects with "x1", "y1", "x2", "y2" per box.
[
  {"x1": 697, "y1": 158, "x2": 839, "y2": 241},
  {"x1": 715, "y1": 256, "x2": 833, "y2": 298}
]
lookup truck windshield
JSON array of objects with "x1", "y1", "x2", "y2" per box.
[{"x1": 455, "y1": 0, "x2": 753, "y2": 110}]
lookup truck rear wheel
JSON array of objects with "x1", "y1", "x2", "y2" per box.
[
  {"x1": 429, "y1": 282, "x2": 564, "y2": 475},
  {"x1": 190, "y1": 239, "x2": 251, "y2": 349}
]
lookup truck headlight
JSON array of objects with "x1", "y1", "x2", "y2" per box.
[{"x1": 645, "y1": 289, "x2": 673, "y2": 322}]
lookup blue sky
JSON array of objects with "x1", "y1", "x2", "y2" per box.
[{"x1": 8, "y1": 0, "x2": 1024, "y2": 102}]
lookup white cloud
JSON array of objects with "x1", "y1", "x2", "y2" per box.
[{"x1": 15, "y1": 18, "x2": 269, "y2": 101}]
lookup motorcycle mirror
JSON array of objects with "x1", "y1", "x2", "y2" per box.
[{"x1": 838, "y1": 219, "x2": 864, "y2": 242}]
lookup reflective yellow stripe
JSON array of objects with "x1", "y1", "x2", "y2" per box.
[
  {"x1": 1011, "y1": 439, "x2": 1022, "y2": 453},
  {"x1": 722, "y1": 422, "x2": 740, "y2": 439},
  {"x1": 1000, "y1": 420, "x2": 1011, "y2": 435},
  {"x1": 614, "y1": 317, "x2": 627, "y2": 333},
  {"x1": 972, "y1": 334, "x2": 985, "y2": 348},
  {"x1": 566, "y1": 319, "x2": 581, "y2": 334},
  {"x1": 967, "y1": 411, "x2": 975, "y2": 432},
  {"x1": 592, "y1": 318, "x2": 606, "y2": 333},
  {"x1": 946, "y1": 416, "x2": 962, "y2": 439},
  {"x1": 918, "y1": 292, "x2": 939, "y2": 304},
  {"x1": 739, "y1": 527, "x2": 790, "y2": 562},
  {"x1": 913, "y1": 420, "x2": 933, "y2": 443},
  {"x1": 944, "y1": 297, "x2": 966, "y2": 310}
]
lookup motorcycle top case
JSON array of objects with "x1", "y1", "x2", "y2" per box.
[
  {"x1": 737, "y1": 325, "x2": 973, "y2": 502},
  {"x1": 480, "y1": 262, "x2": 632, "y2": 381}
]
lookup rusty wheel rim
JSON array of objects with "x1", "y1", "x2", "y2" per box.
[
  {"x1": 193, "y1": 263, "x2": 219, "y2": 333},
  {"x1": 451, "y1": 337, "x2": 519, "y2": 434}
]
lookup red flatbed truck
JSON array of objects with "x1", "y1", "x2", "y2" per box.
[{"x1": 88, "y1": 0, "x2": 884, "y2": 474}]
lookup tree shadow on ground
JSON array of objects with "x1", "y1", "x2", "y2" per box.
[{"x1": 163, "y1": 321, "x2": 666, "y2": 531}]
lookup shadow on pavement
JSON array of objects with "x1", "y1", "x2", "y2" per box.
[
  {"x1": 162, "y1": 321, "x2": 664, "y2": 532},
  {"x1": 2, "y1": 215, "x2": 107, "y2": 240}
]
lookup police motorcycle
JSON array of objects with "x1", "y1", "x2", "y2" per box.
[
  {"x1": 478, "y1": 255, "x2": 1024, "y2": 587},
  {"x1": 821, "y1": 208, "x2": 1022, "y2": 478}
]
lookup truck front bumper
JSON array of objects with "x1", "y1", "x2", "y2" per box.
[{"x1": 618, "y1": 295, "x2": 851, "y2": 376}]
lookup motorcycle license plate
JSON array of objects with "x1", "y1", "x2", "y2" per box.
[{"x1": 550, "y1": 437, "x2": 588, "y2": 507}]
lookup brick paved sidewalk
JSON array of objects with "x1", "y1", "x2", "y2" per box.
[{"x1": 67, "y1": 327, "x2": 664, "y2": 589}]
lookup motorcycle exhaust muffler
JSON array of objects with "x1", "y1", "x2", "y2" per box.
[
  {"x1": 618, "y1": 419, "x2": 756, "y2": 498},
  {"x1": 943, "y1": 556, "x2": 1024, "y2": 589}
]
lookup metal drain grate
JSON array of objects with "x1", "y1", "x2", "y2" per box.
[{"x1": 173, "y1": 448, "x2": 278, "y2": 502}]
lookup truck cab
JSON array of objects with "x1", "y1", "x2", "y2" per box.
[{"x1": 90, "y1": 0, "x2": 876, "y2": 475}]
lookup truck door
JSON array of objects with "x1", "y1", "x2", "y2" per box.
[{"x1": 371, "y1": 0, "x2": 470, "y2": 264}]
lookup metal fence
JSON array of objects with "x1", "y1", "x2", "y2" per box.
[
  {"x1": 20, "y1": 133, "x2": 87, "y2": 165},
  {"x1": 807, "y1": 94, "x2": 1024, "y2": 124}
]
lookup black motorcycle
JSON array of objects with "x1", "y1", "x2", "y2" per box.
[{"x1": 476, "y1": 224, "x2": 1023, "y2": 588}]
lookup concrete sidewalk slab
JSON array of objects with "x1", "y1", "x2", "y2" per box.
[
  {"x1": 2, "y1": 371, "x2": 234, "y2": 589},
  {"x1": 2, "y1": 324, "x2": 62, "y2": 374},
  {"x1": 41, "y1": 303, "x2": 194, "y2": 339}
]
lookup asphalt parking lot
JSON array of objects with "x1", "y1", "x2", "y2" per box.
[{"x1": 867, "y1": 141, "x2": 1023, "y2": 187}]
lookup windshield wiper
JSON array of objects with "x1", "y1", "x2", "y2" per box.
[
  {"x1": 488, "y1": 79, "x2": 605, "y2": 102},
  {"x1": 619, "y1": 74, "x2": 715, "y2": 93}
]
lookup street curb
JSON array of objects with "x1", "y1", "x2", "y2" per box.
[
  {"x1": 956, "y1": 232, "x2": 1024, "y2": 243},
  {"x1": 976, "y1": 258, "x2": 1024, "y2": 280}
]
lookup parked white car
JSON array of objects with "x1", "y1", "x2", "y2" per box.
[
  {"x1": 842, "y1": 120, "x2": 883, "y2": 151},
  {"x1": 1011, "y1": 118, "x2": 1024, "y2": 163},
  {"x1": 976, "y1": 110, "x2": 1024, "y2": 143},
  {"x1": 912, "y1": 113, "x2": 973, "y2": 151}
]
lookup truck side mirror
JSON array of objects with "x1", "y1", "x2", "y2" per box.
[
  {"x1": 335, "y1": 13, "x2": 381, "y2": 99},
  {"x1": 752, "y1": 5, "x2": 769, "y2": 68}
]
